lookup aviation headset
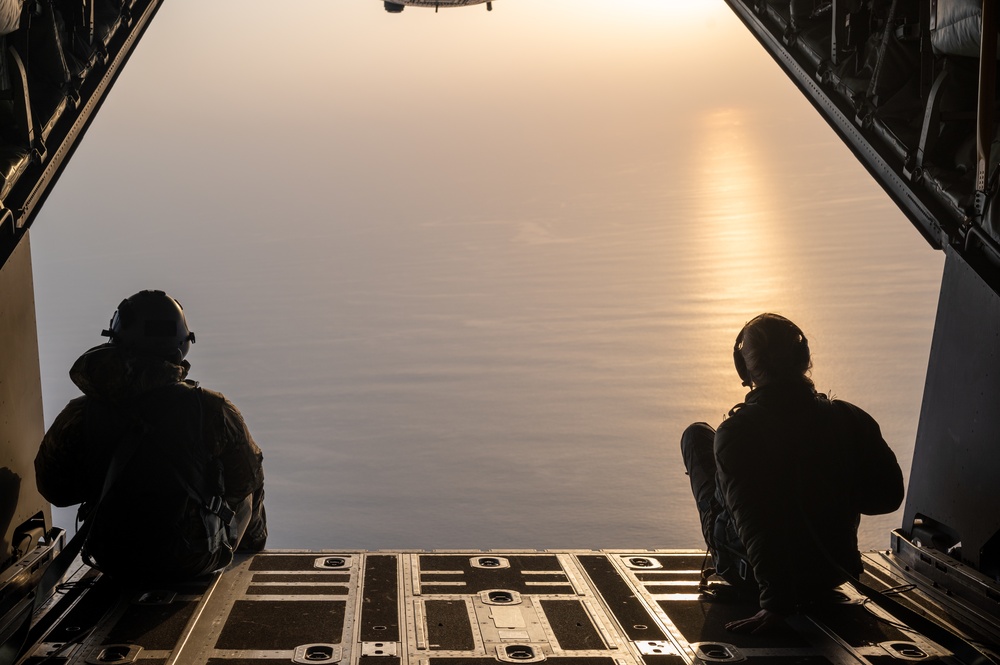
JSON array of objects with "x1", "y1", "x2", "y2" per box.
[{"x1": 732, "y1": 313, "x2": 810, "y2": 388}]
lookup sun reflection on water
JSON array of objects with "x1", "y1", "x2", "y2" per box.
[
  {"x1": 687, "y1": 108, "x2": 801, "y2": 402},
  {"x1": 695, "y1": 108, "x2": 788, "y2": 301}
]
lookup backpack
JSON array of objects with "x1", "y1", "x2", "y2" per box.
[{"x1": 81, "y1": 383, "x2": 236, "y2": 582}]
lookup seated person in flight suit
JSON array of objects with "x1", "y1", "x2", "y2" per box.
[
  {"x1": 681, "y1": 313, "x2": 903, "y2": 633},
  {"x1": 35, "y1": 290, "x2": 267, "y2": 582}
]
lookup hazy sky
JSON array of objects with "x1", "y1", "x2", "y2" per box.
[
  {"x1": 30, "y1": 1, "x2": 943, "y2": 549},
  {"x1": 35, "y1": 0, "x2": 799, "y2": 414}
]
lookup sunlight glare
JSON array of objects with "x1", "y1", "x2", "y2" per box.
[
  {"x1": 570, "y1": 0, "x2": 728, "y2": 20},
  {"x1": 696, "y1": 108, "x2": 783, "y2": 295},
  {"x1": 692, "y1": 108, "x2": 793, "y2": 401}
]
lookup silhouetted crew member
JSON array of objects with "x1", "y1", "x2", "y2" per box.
[
  {"x1": 35, "y1": 290, "x2": 266, "y2": 582},
  {"x1": 681, "y1": 313, "x2": 903, "y2": 633}
]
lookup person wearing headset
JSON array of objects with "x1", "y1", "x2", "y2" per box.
[
  {"x1": 680, "y1": 313, "x2": 903, "y2": 634},
  {"x1": 35, "y1": 290, "x2": 267, "y2": 582}
]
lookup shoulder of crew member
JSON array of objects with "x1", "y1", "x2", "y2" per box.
[
  {"x1": 714, "y1": 401, "x2": 766, "y2": 457},
  {"x1": 35, "y1": 396, "x2": 97, "y2": 507},
  {"x1": 829, "y1": 399, "x2": 904, "y2": 515},
  {"x1": 198, "y1": 388, "x2": 259, "y2": 449}
]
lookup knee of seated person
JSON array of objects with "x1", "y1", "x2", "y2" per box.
[{"x1": 681, "y1": 422, "x2": 715, "y2": 450}]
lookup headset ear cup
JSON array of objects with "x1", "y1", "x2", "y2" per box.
[
  {"x1": 733, "y1": 328, "x2": 751, "y2": 387},
  {"x1": 796, "y1": 333, "x2": 810, "y2": 372},
  {"x1": 115, "y1": 299, "x2": 132, "y2": 333},
  {"x1": 734, "y1": 348, "x2": 750, "y2": 386}
]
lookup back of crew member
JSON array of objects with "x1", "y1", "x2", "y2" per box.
[
  {"x1": 35, "y1": 290, "x2": 267, "y2": 582},
  {"x1": 681, "y1": 313, "x2": 904, "y2": 633}
]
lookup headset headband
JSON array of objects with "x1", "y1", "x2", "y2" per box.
[{"x1": 733, "y1": 314, "x2": 808, "y2": 388}]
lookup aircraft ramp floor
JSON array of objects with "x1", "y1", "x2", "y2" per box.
[{"x1": 17, "y1": 548, "x2": 1000, "y2": 665}]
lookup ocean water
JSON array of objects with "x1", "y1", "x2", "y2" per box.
[{"x1": 30, "y1": 1, "x2": 943, "y2": 551}]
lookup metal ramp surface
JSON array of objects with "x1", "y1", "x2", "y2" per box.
[{"x1": 17, "y1": 548, "x2": 999, "y2": 665}]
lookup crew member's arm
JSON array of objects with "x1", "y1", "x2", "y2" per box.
[
  {"x1": 836, "y1": 402, "x2": 904, "y2": 515},
  {"x1": 211, "y1": 392, "x2": 268, "y2": 551},
  {"x1": 241, "y1": 487, "x2": 268, "y2": 551},
  {"x1": 34, "y1": 397, "x2": 99, "y2": 506}
]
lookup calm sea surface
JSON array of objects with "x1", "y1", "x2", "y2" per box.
[{"x1": 31, "y1": 2, "x2": 943, "y2": 551}]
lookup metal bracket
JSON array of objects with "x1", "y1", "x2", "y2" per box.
[
  {"x1": 292, "y1": 644, "x2": 342, "y2": 664},
  {"x1": 314, "y1": 556, "x2": 352, "y2": 570},
  {"x1": 481, "y1": 589, "x2": 523, "y2": 605},
  {"x1": 84, "y1": 644, "x2": 142, "y2": 664},
  {"x1": 495, "y1": 644, "x2": 546, "y2": 663},
  {"x1": 634, "y1": 640, "x2": 679, "y2": 656},
  {"x1": 471, "y1": 556, "x2": 510, "y2": 570},
  {"x1": 691, "y1": 642, "x2": 746, "y2": 663},
  {"x1": 622, "y1": 556, "x2": 662, "y2": 570},
  {"x1": 362, "y1": 641, "x2": 399, "y2": 657}
]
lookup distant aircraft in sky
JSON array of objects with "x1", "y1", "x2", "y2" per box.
[{"x1": 384, "y1": 0, "x2": 493, "y2": 12}]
